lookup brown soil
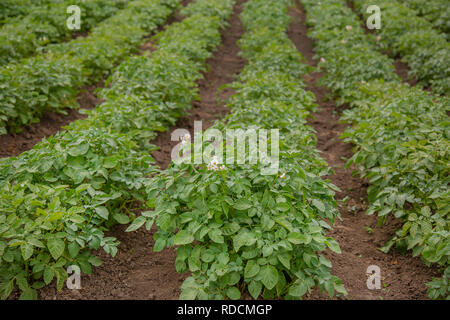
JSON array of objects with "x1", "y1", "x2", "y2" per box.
[
  {"x1": 39, "y1": 0, "x2": 246, "y2": 300},
  {"x1": 288, "y1": 2, "x2": 439, "y2": 300}
]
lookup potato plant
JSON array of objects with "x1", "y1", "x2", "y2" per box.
[
  {"x1": 138, "y1": 0, "x2": 347, "y2": 300},
  {"x1": 0, "y1": 0, "x2": 232, "y2": 299}
]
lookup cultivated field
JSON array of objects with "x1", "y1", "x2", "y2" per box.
[{"x1": 0, "y1": 0, "x2": 448, "y2": 301}]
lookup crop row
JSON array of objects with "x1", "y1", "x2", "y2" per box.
[
  {"x1": 0, "y1": 0, "x2": 51, "y2": 25},
  {"x1": 351, "y1": 0, "x2": 449, "y2": 95},
  {"x1": 0, "y1": 0, "x2": 236, "y2": 301},
  {"x1": 0, "y1": 0, "x2": 130, "y2": 66},
  {"x1": 300, "y1": 0, "x2": 449, "y2": 299},
  {"x1": 400, "y1": 0, "x2": 449, "y2": 38},
  {"x1": 0, "y1": 0, "x2": 186, "y2": 298},
  {"x1": 0, "y1": 0, "x2": 179, "y2": 135},
  {"x1": 138, "y1": 0, "x2": 347, "y2": 300}
]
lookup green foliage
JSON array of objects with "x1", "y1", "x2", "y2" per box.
[
  {"x1": 180, "y1": 0, "x2": 235, "y2": 22},
  {"x1": 0, "y1": 0, "x2": 179, "y2": 135},
  {"x1": 301, "y1": 0, "x2": 450, "y2": 299},
  {"x1": 0, "y1": 0, "x2": 51, "y2": 26},
  {"x1": 0, "y1": 0, "x2": 130, "y2": 65},
  {"x1": 302, "y1": 0, "x2": 399, "y2": 102},
  {"x1": 427, "y1": 266, "x2": 450, "y2": 300},
  {"x1": 353, "y1": 0, "x2": 450, "y2": 95},
  {"x1": 139, "y1": 0, "x2": 346, "y2": 300},
  {"x1": 0, "y1": 0, "x2": 235, "y2": 301},
  {"x1": 0, "y1": 0, "x2": 189, "y2": 300},
  {"x1": 400, "y1": 0, "x2": 449, "y2": 39},
  {"x1": 342, "y1": 82, "x2": 449, "y2": 267}
]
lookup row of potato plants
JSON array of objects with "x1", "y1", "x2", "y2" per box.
[
  {"x1": 136, "y1": 0, "x2": 347, "y2": 300},
  {"x1": 0, "y1": 0, "x2": 52, "y2": 26},
  {"x1": 0, "y1": 0, "x2": 131, "y2": 65},
  {"x1": 351, "y1": 0, "x2": 449, "y2": 95},
  {"x1": 0, "y1": 0, "x2": 234, "y2": 300},
  {"x1": 300, "y1": 0, "x2": 449, "y2": 299},
  {"x1": 400, "y1": 0, "x2": 449, "y2": 38},
  {"x1": 0, "y1": 0, "x2": 179, "y2": 135}
]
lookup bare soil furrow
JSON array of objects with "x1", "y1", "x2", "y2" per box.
[{"x1": 0, "y1": 2, "x2": 191, "y2": 159}]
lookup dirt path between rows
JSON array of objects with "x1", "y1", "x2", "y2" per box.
[
  {"x1": 288, "y1": 1, "x2": 439, "y2": 300},
  {"x1": 0, "y1": 0, "x2": 192, "y2": 159},
  {"x1": 39, "y1": 0, "x2": 246, "y2": 300}
]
